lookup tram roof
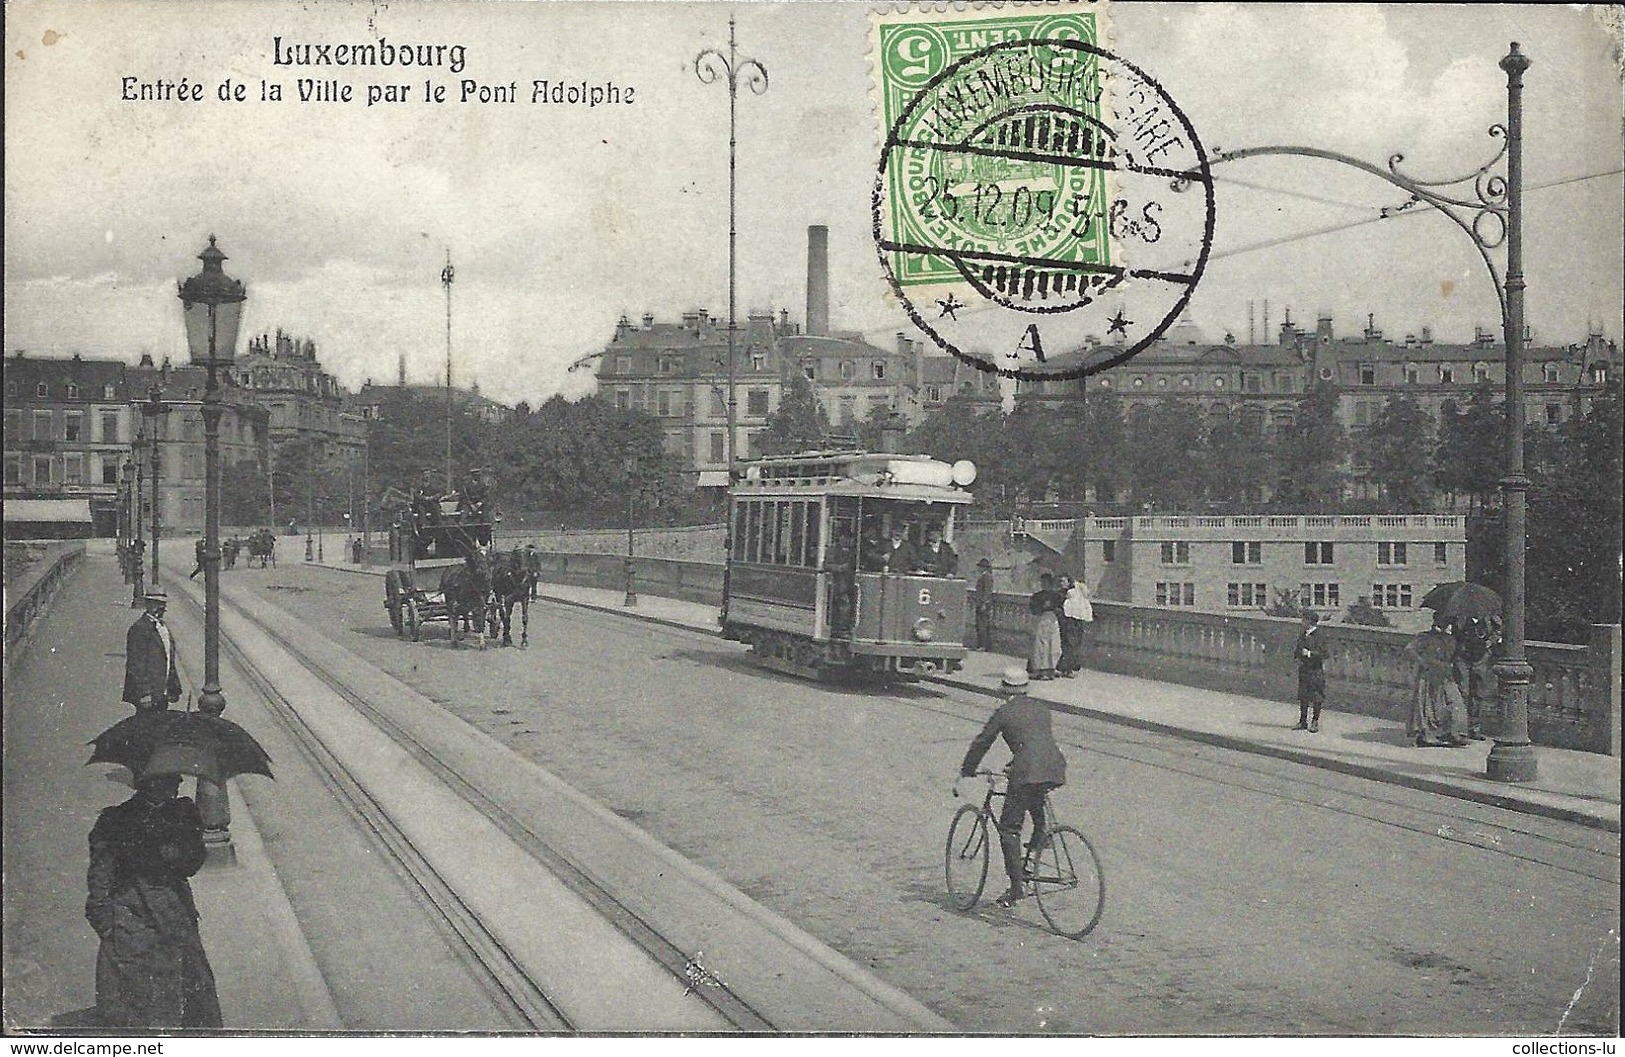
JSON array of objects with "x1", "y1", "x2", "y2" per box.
[{"x1": 733, "y1": 450, "x2": 974, "y2": 503}]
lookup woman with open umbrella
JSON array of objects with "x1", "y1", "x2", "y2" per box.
[
  {"x1": 85, "y1": 772, "x2": 221, "y2": 1028},
  {"x1": 1403, "y1": 614, "x2": 1470, "y2": 748}
]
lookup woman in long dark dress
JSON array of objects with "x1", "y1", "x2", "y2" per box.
[
  {"x1": 86, "y1": 774, "x2": 222, "y2": 1028},
  {"x1": 1404, "y1": 619, "x2": 1469, "y2": 747}
]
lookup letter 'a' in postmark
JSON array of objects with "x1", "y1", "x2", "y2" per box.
[{"x1": 872, "y1": 4, "x2": 1215, "y2": 381}]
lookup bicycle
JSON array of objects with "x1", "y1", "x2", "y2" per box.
[{"x1": 946, "y1": 770, "x2": 1105, "y2": 939}]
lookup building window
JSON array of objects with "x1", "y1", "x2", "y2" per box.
[
  {"x1": 1102, "y1": 540, "x2": 1116, "y2": 563},
  {"x1": 1299, "y1": 583, "x2": 1341, "y2": 609},
  {"x1": 1319, "y1": 366, "x2": 1334, "y2": 381},
  {"x1": 1404, "y1": 363, "x2": 1420, "y2": 384},
  {"x1": 63, "y1": 412, "x2": 83, "y2": 442},
  {"x1": 3, "y1": 409, "x2": 18, "y2": 439},
  {"x1": 1180, "y1": 376, "x2": 1193, "y2": 388},
  {"x1": 3, "y1": 456, "x2": 20, "y2": 484},
  {"x1": 1157, "y1": 377, "x2": 1169, "y2": 389},
  {"x1": 1359, "y1": 363, "x2": 1375, "y2": 385},
  {"x1": 1544, "y1": 403, "x2": 1561, "y2": 424},
  {"x1": 839, "y1": 361, "x2": 855, "y2": 381},
  {"x1": 1160, "y1": 541, "x2": 1190, "y2": 565},
  {"x1": 615, "y1": 356, "x2": 631, "y2": 375},
  {"x1": 656, "y1": 391, "x2": 673, "y2": 416},
  {"x1": 1133, "y1": 376, "x2": 1145, "y2": 388},
  {"x1": 752, "y1": 353, "x2": 767, "y2": 372},
  {"x1": 615, "y1": 389, "x2": 631, "y2": 412},
  {"x1": 1543, "y1": 362, "x2": 1560, "y2": 383},
  {"x1": 872, "y1": 361, "x2": 887, "y2": 380},
  {"x1": 1438, "y1": 365, "x2": 1455, "y2": 384},
  {"x1": 1231, "y1": 541, "x2": 1262, "y2": 564},
  {"x1": 709, "y1": 432, "x2": 725, "y2": 463},
  {"x1": 709, "y1": 389, "x2": 726, "y2": 417},
  {"x1": 1474, "y1": 361, "x2": 1490, "y2": 382},
  {"x1": 1212, "y1": 376, "x2": 1225, "y2": 389},
  {"x1": 66, "y1": 383, "x2": 80, "y2": 400},
  {"x1": 1590, "y1": 364, "x2": 1608, "y2": 384},
  {"x1": 33, "y1": 456, "x2": 52, "y2": 484},
  {"x1": 1242, "y1": 373, "x2": 1261, "y2": 393},
  {"x1": 1226, "y1": 582, "x2": 1267, "y2": 607},
  {"x1": 101, "y1": 412, "x2": 120, "y2": 443},
  {"x1": 838, "y1": 396, "x2": 855, "y2": 425},
  {"x1": 1434, "y1": 542, "x2": 1448, "y2": 565},
  {"x1": 1377, "y1": 542, "x2": 1408, "y2": 566},
  {"x1": 927, "y1": 386, "x2": 941, "y2": 402},
  {"x1": 101, "y1": 457, "x2": 120, "y2": 485},
  {"x1": 1155, "y1": 582, "x2": 1195, "y2": 607},
  {"x1": 1372, "y1": 583, "x2": 1413, "y2": 609},
  {"x1": 1305, "y1": 541, "x2": 1334, "y2": 565},
  {"x1": 36, "y1": 382, "x2": 49, "y2": 398},
  {"x1": 1099, "y1": 378, "x2": 1112, "y2": 389},
  {"x1": 104, "y1": 383, "x2": 117, "y2": 400},
  {"x1": 1353, "y1": 402, "x2": 1371, "y2": 427},
  {"x1": 33, "y1": 410, "x2": 53, "y2": 440},
  {"x1": 746, "y1": 389, "x2": 769, "y2": 417}
]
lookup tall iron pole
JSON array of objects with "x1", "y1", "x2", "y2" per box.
[
  {"x1": 442, "y1": 250, "x2": 455, "y2": 492},
  {"x1": 1488, "y1": 43, "x2": 1537, "y2": 782},
  {"x1": 697, "y1": 17, "x2": 769, "y2": 480}
]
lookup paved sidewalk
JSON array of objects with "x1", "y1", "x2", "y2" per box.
[
  {"x1": 2, "y1": 549, "x2": 336, "y2": 1033},
  {"x1": 394, "y1": 564, "x2": 1615, "y2": 834}
]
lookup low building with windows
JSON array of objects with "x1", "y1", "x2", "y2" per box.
[{"x1": 1041, "y1": 511, "x2": 1466, "y2": 625}]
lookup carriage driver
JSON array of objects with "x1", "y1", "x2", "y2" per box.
[
  {"x1": 412, "y1": 470, "x2": 442, "y2": 533},
  {"x1": 460, "y1": 468, "x2": 489, "y2": 517}
]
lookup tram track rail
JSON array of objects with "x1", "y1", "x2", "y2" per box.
[
  {"x1": 208, "y1": 586, "x2": 768, "y2": 1031},
  {"x1": 187, "y1": 576, "x2": 954, "y2": 1033},
  {"x1": 531, "y1": 597, "x2": 1617, "y2": 884}
]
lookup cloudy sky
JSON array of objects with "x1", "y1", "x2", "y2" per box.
[{"x1": 5, "y1": 1, "x2": 1621, "y2": 405}]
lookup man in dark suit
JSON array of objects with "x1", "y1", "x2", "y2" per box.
[
  {"x1": 875, "y1": 521, "x2": 919, "y2": 574},
  {"x1": 957, "y1": 666, "x2": 1068, "y2": 908},
  {"x1": 917, "y1": 525, "x2": 958, "y2": 576},
  {"x1": 123, "y1": 591, "x2": 181, "y2": 711},
  {"x1": 973, "y1": 558, "x2": 996, "y2": 650},
  {"x1": 1293, "y1": 610, "x2": 1327, "y2": 732}
]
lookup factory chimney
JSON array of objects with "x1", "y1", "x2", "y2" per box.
[{"x1": 806, "y1": 224, "x2": 830, "y2": 337}]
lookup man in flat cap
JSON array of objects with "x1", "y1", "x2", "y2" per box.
[
  {"x1": 957, "y1": 666, "x2": 1068, "y2": 908},
  {"x1": 973, "y1": 558, "x2": 996, "y2": 651},
  {"x1": 123, "y1": 591, "x2": 181, "y2": 712}
]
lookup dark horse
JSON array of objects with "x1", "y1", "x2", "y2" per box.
[
  {"x1": 439, "y1": 549, "x2": 493, "y2": 649},
  {"x1": 489, "y1": 549, "x2": 535, "y2": 647}
]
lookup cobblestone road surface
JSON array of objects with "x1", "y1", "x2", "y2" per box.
[{"x1": 242, "y1": 567, "x2": 1619, "y2": 1035}]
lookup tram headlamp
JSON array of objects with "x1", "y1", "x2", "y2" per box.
[
  {"x1": 913, "y1": 617, "x2": 936, "y2": 642},
  {"x1": 951, "y1": 460, "x2": 977, "y2": 487}
]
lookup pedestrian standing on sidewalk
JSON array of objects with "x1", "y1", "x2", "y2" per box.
[
  {"x1": 973, "y1": 558, "x2": 996, "y2": 651},
  {"x1": 1293, "y1": 611, "x2": 1327, "y2": 732},
  {"x1": 86, "y1": 773, "x2": 222, "y2": 1029},
  {"x1": 1452, "y1": 615, "x2": 1498, "y2": 741},
  {"x1": 122, "y1": 591, "x2": 181, "y2": 712},
  {"x1": 1058, "y1": 575, "x2": 1093, "y2": 677},
  {"x1": 187, "y1": 537, "x2": 206, "y2": 581},
  {"x1": 1027, "y1": 573, "x2": 1063, "y2": 681}
]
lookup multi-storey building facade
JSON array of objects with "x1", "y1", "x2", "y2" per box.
[
  {"x1": 1015, "y1": 312, "x2": 1621, "y2": 502},
  {"x1": 3, "y1": 352, "x2": 136, "y2": 535},
  {"x1": 1044, "y1": 511, "x2": 1466, "y2": 625},
  {"x1": 236, "y1": 331, "x2": 367, "y2": 465}
]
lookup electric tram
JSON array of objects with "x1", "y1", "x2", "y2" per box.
[{"x1": 721, "y1": 450, "x2": 977, "y2": 678}]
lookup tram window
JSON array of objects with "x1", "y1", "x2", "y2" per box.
[
  {"x1": 747, "y1": 502, "x2": 762, "y2": 563},
  {"x1": 775, "y1": 502, "x2": 792, "y2": 564},
  {"x1": 787, "y1": 501, "x2": 804, "y2": 565},
  {"x1": 761, "y1": 502, "x2": 778, "y2": 564},
  {"x1": 805, "y1": 503, "x2": 821, "y2": 567},
  {"x1": 732, "y1": 504, "x2": 747, "y2": 561}
]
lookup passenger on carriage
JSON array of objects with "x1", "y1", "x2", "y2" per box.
[
  {"x1": 459, "y1": 467, "x2": 489, "y2": 517},
  {"x1": 411, "y1": 470, "x2": 442, "y2": 534}
]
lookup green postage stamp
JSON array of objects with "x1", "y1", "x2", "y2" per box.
[{"x1": 871, "y1": 3, "x2": 1215, "y2": 379}]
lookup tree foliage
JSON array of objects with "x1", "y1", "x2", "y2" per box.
[
  {"x1": 758, "y1": 371, "x2": 828, "y2": 456},
  {"x1": 1273, "y1": 382, "x2": 1347, "y2": 511},
  {"x1": 1362, "y1": 394, "x2": 1435, "y2": 511}
]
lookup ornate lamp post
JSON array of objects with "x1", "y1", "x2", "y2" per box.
[
  {"x1": 141, "y1": 388, "x2": 169, "y2": 589},
  {"x1": 178, "y1": 236, "x2": 247, "y2": 864},
  {"x1": 1180, "y1": 43, "x2": 1537, "y2": 780},
  {"x1": 696, "y1": 16, "x2": 768, "y2": 481}
]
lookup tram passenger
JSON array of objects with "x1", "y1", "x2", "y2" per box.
[
  {"x1": 872, "y1": 519, "x2": 919, "y2": 574},
  {"x1": 918, "y1": 525, "x2": 958, "y2": 576}
]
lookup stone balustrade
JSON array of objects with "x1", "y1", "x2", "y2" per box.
[
  {"x1": 4, "y1": 541, "x2": 86, "y2": 678},
  {"x1": 524, "y1": 546, "x2": 1620, "y2": 757}
]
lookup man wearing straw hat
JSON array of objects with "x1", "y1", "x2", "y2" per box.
[{"x1": 122, "y1": 591, "x2": 182, "y2": 712}]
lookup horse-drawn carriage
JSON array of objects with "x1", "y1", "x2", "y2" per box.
[{"x1": 382, "y1": 483, "x2": 536, "y2": 648}]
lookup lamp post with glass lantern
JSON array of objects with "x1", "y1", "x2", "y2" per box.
[
  {"x1": 178, "y1": 235, "x2": 247, "y2": 865},
  {"x1": 623, "y1": 455, "x2": 639, "y2": 607}
]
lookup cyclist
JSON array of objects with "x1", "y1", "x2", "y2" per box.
[{"x1": 956, "y1": 665, "x2": 1068, "y2": 908}]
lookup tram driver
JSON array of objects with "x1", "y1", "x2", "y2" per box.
[{"x1": 918, "y1": 523, "x2": 958, "y2": 576}]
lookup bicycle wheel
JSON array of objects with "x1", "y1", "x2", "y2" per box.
[
  {"x1": 944, "y1": 805, "x2": 991, "y2": 911},
  {"x1": 1030, "y1": 826, "x2": 1105, "y2": 939}
]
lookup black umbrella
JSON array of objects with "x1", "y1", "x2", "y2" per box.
[
  {"x1": 88, "y1": 709, "x2": 273, "y2": 783},
  {"x1": 1419, "y1": 581, "x2": 1503, "y2": 624}
]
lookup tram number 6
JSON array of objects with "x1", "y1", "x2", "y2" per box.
[{"x1": 919, "y1": 588, "x2": 932, "y2": 606}]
